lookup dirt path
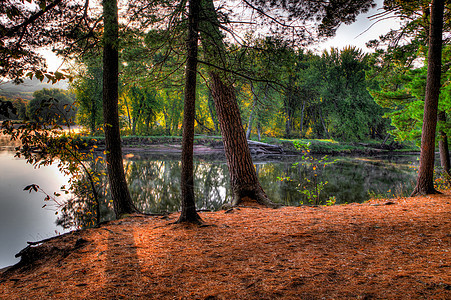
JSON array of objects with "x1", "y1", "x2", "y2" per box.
[{"x1": 1, "y1": 194, "x2": 450, "y2": 299}]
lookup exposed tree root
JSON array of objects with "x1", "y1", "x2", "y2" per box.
[
  {"x1": 411, "y1": 187, "x2": 442, "y2": 197},
  {"x1": 173, "y1": 213, "x2": 204, "y2": 225},
  {"x1": 230, "y1": 184, "x2": 280, "y2": 209}
]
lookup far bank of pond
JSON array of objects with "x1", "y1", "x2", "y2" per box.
[{"x1": 75, "y1": 135, "x2": 419, "y2": 157}]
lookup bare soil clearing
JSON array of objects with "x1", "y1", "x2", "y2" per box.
[{"x1": 1, "y1": 193, "x2": 450, "y2": 299}]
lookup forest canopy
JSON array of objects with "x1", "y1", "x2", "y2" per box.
[{"x1": 1, "y1": 0, "x2": 449, "y2": 145}]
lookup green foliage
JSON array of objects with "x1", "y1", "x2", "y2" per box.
[
  {"x1": 367, "y1": 1, "x2": 451, "y2": 148},
  {"x1": 370, "y1": 45, "x2": 451, "y2": 145},
  {"x1": 285, "y1": 138, "x2": 357, "y2": 154},
  {"x1": 119, "y1": 28, "x2": 186, "y2": 136},
  {"x1": 1, "y1": 119, "x2": 104, "y2": 228},
  {"x1": 326, "y1": 196, "x2": 337, "y2": 206},
  {"x1": 434, "y1": 167, "x2": 451, "y2": 191},
  {"x1": 305, "y1": 46, "x2": 389, "y2": 141},
  {"x1": 127, "y1": 86, "x2": 160, "y2": 135},
  {"x1": 27, "y1": 88, "x2": 76, "y2": 125},
  {"x1": 0, "y1": 96, "x2": 17, "y2": 120},
  {"x1": 6, "y1": 1, "x2": 395, "y2": 143},
  {"x1": 299, "y1": 179, "x2": 328, "y2": 206},
  {"x1": 282, "y1": 142, "x2": 337, "y2": 205},
  {"x1": 71, "y1": 58, "x2": 104, "y2": 134},
  {"x1": 0, "y1": 96, "x2": 27, "y2": 121},
  {"x1": 228, "y1": 38, "x2": 389, "y2": 142}
]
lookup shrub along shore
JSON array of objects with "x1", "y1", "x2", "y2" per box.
[{"x1": 71, "y1": 135, "x2": 420, "y2": 157}]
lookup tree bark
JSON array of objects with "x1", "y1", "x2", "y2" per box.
[
  {"x1": 209, "y1": 72, "x2": 278, "y2": 207},
  {"x1": 411, "y1": 0, "x2": 444, "y2": 196},
  {"x1": 178, "y1": 0, "x2": 202, "y2": 223},
  {"x1": 102, "y1": 0, "x2": 138, "y2": 217}
]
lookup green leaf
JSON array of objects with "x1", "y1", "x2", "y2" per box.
[
  {"x1": 35, "y1": 70, "x2": 44, "y2": 81},
  {"x1": 39, "y1": 0, "x2": 47, "y2": 11}
]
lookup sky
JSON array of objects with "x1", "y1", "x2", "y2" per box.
[
  {"x1": 41, "y1": 0, "x2": 401, "y2": 72},
  {"x1": 312, "y1": 0, "x2": 401, "y2": 53}
]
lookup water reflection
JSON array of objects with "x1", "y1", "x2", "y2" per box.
[
  {"x1": 0, "y1": 147, "x2": 420, "y2": 268},
  {"x1": 266, "y1": 156, "x2": 418, "y2": 205},
  {"x1": 122, "y1": 154, "x2": 419, "y2": 210},
  {"x1": 125, "y1": 159, "x2": 231, "y2": 213},
  {"x1": 0, "y1": 151, "x2": 71, "y2": 268}
]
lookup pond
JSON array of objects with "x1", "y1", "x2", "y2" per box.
[{"x1": 0, "y1": 147, "x2": 420, "y2": 268}]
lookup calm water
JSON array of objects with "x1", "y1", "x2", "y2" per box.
[
  {"x1": 0, "y1": 151, "x2": 71, "y2": 268},
  {"x1": 0, "y1": 148, "x2": 420, "y2": 268}
]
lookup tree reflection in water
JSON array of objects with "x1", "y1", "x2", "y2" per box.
[
  {"x1": 125, "y1": 159, "x2": 231, "y2": 213},
  {"x1": 59, "y1": 154, "x2": 418, "y2": 227},
  {"x1": 270, "y1": 156, "x2": 418, "y2": 205},
  {"x1": 56, "y1": 159, "x2": 114, "y2": 230}
]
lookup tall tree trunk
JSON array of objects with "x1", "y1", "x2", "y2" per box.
[
  {"x1": 411, "y1": 0, "x2": 444, "y2": 196},
  {"x1": 284, "y1": 80, "x2": 295, "y2": 137},
  {"x1": 132, "y1": 102, "x2": 143, "y2": 135},
  {"x1": 164, "y1": 91, "x2": 171, "y2": 135},
  {"x1": 145, "y1": 111, "x2": 151, "y2": 133},
  {"x1": 319, "y1": 107, "x2": 330, "y2": 139},
  {"x1": 207, "y1": 90, "x2": 219, "y2": 133},
  {"x1": 123, "y1": 95, "x2": 132, "y2": 133},
  {"x1": 438, "y1": 111, "x2": 450, "y2": 175},
  {"x1": 209, "y1": 72, "x2": 278, "y2": 207},
  {"x1": 299, "y1": 100, "x2": 305, "y2": 136},
  {"x1": 246, "y1": 82, "x2": 257, "y2": 140},
  {"x1": 285, "y1": 106, "x2": 292, "y2": 137},
  {"x1": 171, "y1": 100, "x2": 179, "y2": 134},
  {"x1": 90, "y1": 99, "x2": 96, "y2": 134},
  {"x1": 163, "y1": 109, "x2": 171, "y2": 135},
  {"x1": 178, "y1": 0, "x2": 202, "y2": 223},
  {"x1": 257, "y1": 122, "x2": 261, "y2": 142},
  {"x1": 131, "y1": 114, "x2": 138, "y2": 135},
  {"x1": 102, "y1": 0, "x2": 138, "y2": 217}
]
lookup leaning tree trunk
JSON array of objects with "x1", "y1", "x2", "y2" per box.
[
  {"x1": 178, "y1": 0, "x2": 202, "y2": 223},
  {"x1": 209, "y1": 72, "x2": 278, "y2": 207},
  {"x1": 102, "y1": 0, "x2": 138, "y2": 217},
  {"x1": 411, "y1": 0, "x2": 444, "y2": 196},
  {"x1": 199, "y1": 0, "x2": 277, "y2": 208}
]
